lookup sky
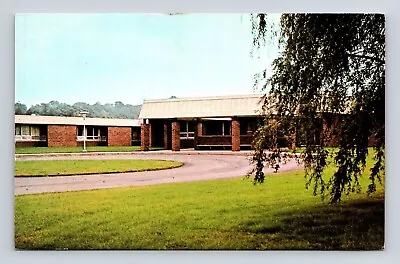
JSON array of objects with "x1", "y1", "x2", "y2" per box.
[{"x1": 15, "y1": 13, "x2": 279, "y2": 107}]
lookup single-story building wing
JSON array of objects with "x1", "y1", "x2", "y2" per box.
[{"x1": 15, "y1": 115, "x2": 141, "y2": 147}]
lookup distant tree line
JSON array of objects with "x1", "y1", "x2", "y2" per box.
[{"x1": 15, "y1": 101, "x2": 142, "y2": 119}]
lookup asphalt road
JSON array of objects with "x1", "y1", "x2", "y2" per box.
[{"x1": 14, "y1": 154, "x2": 303, "y2": 195}]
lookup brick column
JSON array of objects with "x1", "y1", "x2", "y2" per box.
[
  {"x1": 171, "y1": 120, "x2": 180, "y2": 151},
  {"x1": 193, "y1": 119, "x2": 198, "y2": 150},
  {"x1": 290, "y1": 131, "x2": 297, "y2": 150},
  {"x1": 231, "y1": 118, "x2": 240, "y2": 151},
  {"x1": 141, "y1": 123, "x2": 150, "y2": 151},
  {"x1": 164, "y1": 122, "x2": 169, "y2": 150},
  {"x1": 148, "y1": 122, "x2": 153, "y2": 148},
  {"x1": 197, "y1": 122, "x2": 203, "y2": 136}
]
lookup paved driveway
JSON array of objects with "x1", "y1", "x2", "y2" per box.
[{"x1": 14, "y1": 153, "x2": 303, "y2": 195}]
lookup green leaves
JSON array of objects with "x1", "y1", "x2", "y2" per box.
[{"x1": 250, "y1": 14, "x2": 385, "y2": 203}]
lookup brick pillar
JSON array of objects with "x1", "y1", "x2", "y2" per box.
[
  {"x1": 164, "y1": 122, "x2": 169, "y2": 150},
  {"x1": 232, "y1": 118, "x2": 240, "y2": 151},
  {"x1": 197, "y1": 122, "x2": 203, "y2": 136},
  {"x1": 149, "y1": 122, "x2": 153, "y2": 148},
  {"x1": 141, "y1": 123, "x2": 150, "y2": 151},
  {"x1": 290, "y1": 131, "x2": 297, "y2": 150},
  {"x1": 193, "y1": 119, "x2": 199, "y2": 150},
  {"x1": 171, "y1": 121, "x2": 180, "y2": 151}
]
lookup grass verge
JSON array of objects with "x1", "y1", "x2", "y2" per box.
[
  {"x1": 15, "y1": 159, "x2": 183, "y2": 177},
  {"x1": 15, "y1": 146, "x2": 163, "y2": 154},
  {"x1": 15, "y1": 159, "x2": 384, "y2": 250}
]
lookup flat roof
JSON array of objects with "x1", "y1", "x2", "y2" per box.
[
  {"x1": 15, "y1": 115, "x2": 141, "y2": 127},
  {"x1": 139, "y1": 94, "x2": 264, "y2": 119}
]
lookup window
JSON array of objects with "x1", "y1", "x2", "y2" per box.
[
  {"x1": 15, "y1": 125, "x2": 21, "y2": 136},
  {"x1": 240, "y1": 120, "x2": 256, "y2": 135},
  {"x1": 222, "y1": 122, "x2": 231, "y2": 136},
  {"x1": 21, "y1": 125, "x2": 30, "y2": 136},
  {"x1": 77, "y1": 127, "x2": 84, "y2": 138},
  {"x1": 132, "y1": 131, "x2": 139, "y2": 141},
  {"x1": 14, "y1": 124, "x2": 42, "y2": 140},
  {"x1": 87, "y1": 126, "x2": 95, "y2": 137},
  {"x1": 77, "y1": 126, "x2": 102, "y2": 141},
  {"x1": 179, "y1": 121, "x2": 195, "y2": 139},
  {"x1": 204, "y1": 121, "x2": 231, "y2": 136}
]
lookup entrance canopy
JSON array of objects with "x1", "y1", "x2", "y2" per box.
[{"x1": 139, "y1": 94, "x2": 263, "y2": 119}]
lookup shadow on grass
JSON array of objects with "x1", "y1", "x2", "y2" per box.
[{"x1": 239, "y1": 197, "x2": 384, "y2": 250}]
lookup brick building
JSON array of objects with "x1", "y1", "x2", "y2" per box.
[
  {"x1": 15, "y1": 115, "x2": 141, "y2": 148},
  {"x1": 16, "y1": 95, "x2": 377, "y2": 151},
  {"x1": 139, "y1": 95, "x2": 262, "y2": 151},
  {"x1": 138, "y1": 94, "x2": 379, "y2": 152}
]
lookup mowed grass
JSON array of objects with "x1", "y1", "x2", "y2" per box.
[
  {"x1": 15, "y1": 154, "x2": 384, "y2": 250},
  {"x1": 15, "y1": 146, "x2": 163, "y2": 154},
  {"x1": 15, "y1": 159, "x2": 183, "y2": 177}
]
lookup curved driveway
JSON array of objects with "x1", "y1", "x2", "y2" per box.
[{"x1": 15, "y1": 153, "x2": 303, "y2": 195}]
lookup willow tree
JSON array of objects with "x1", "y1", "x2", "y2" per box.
[{"x1": 250, "y1": 14, "x2": 385, "y2": 203}]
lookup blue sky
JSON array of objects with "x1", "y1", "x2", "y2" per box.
[{"x1": 15, "y1": 13, "x2": 279, "y2": 107}]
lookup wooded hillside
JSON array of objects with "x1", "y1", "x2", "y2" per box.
[{"x1": 15, "y1": 101, "x2": 142, "y2": 119}]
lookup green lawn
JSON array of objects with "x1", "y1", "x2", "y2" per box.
[
  {"x1": 15, "y1": 146, "x2": 163, "y2": 154},
  {"x1": 15, "y1": 156, "x2": 384, "y2": 250},
  {"x1": 15, "y1": 159, "x2": 183, "y2": 177}
]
